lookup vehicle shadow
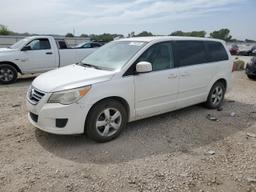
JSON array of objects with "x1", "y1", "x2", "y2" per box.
[{"x1": 35, "y1": 100, "x2": 255, "y2": 164}]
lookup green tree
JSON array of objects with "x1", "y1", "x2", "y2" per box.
[
  {"x1": 128, "y1": 32, "x2": 135, "y2": 38},
  {"x1": 65, "y1": 33, "x2": 74, "y2": 37},
  {"x1": 135, "y1": 31, "x2": 154, "y2": 37},
  {"x1": 90, "y1": 33, "x2": 113, "y2": 42},
  {"x1": 190, "y1": 31, "x2": 206, "y2": 37},
  {"x1": 89, "y1": 33, "x2": 123, "y2": 42},
  {"x1": 170, "y1": 30, "x2": 206, "y2": 37},
  {"x1": 245, "y1": 39, "x2": 256, "y2": 43},
  {"x1": 210, "y1": 28, "x2": 232, "y2": 41},
  {"x1": 80, "y1": 34, "x2": 89, "y2": 38},
  {"x1": 0, "y1": 25, "x2": 10, "y2": 35},
  {"x1": 169, "y1": 30, "x2": 185, "y2": 36}
]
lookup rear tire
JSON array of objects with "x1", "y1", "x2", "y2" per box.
[
  {"x1": 205, "y1": 81, "x2": 226, "y2": 109},
  {"x1": 86, "y1": 99, "x2": 128, "y2": 142},
  {"x1": 0, "y1": 64, "x2": 18, "y2": 84}
]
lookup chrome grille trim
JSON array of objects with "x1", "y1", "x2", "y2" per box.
[{"x1": 27, "y1": 87, "x2": 46, "y2": 105}]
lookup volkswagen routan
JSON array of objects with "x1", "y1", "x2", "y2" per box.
[{"x1": 27, "y1": 36, "x2": 233, "y2": 142}]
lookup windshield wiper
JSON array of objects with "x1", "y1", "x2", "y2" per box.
[{"x1": 79, "y1": 62, "x2": 102, "y2": 70}]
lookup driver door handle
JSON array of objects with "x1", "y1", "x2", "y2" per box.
[{"x1": 46, "y1": 52, "x2": 53, "y2": 55}]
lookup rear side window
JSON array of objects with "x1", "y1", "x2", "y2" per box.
[
  {"x1": 206, "y1": 41, "x2": 228, "y2": 62},
  {"x1": 174, "y1": 41, "x2": 208, "y2": 67}
]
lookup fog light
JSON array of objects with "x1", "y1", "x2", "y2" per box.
[{"x1": 56, "y1": 119, "x2": 68, "y2": 128}]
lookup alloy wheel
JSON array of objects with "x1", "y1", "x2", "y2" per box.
[
  {"x1": 0, "y1": 67, "x2": 14, "y2": 82},
  {"x1": 96, "y1": 108, "x2": 122, "y2": 137},
  {"x1": 211, "y1": 86, "x2": 223, "y2": 105}
]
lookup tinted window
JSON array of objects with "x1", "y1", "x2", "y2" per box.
[
  {"x1": 138, "y1": 42, "x2": 174, "y2": 71},
  {"x1": 27, "y1": 39, "x2": 51, "y2": 50},
  {"x1": 174, "y1": 41, "x2": 207, "y2": 67},
  {"x1": 58, "y1": 41, "x2": 68, "y2": 49},
  {"x1": 206, "y1": 41, "x2": 228, "y2": 62},
  {"x1": 92, "y1": 43, "x2": 101, "y2": 48}
]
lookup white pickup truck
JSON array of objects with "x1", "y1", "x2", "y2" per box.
[{"x1": 0, "y1": 36, "x2": 98, "y2": 84}]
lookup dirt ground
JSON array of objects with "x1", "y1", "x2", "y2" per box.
[{"x1": 0, "y1": 70, "x2": 256, "y2": 192}]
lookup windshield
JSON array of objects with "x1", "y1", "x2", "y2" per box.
[
  {"x1": 81, "y1": 41, "x2": 147, "y2": 70},
  {"x1": 9, "y1": 38, "x2": 31, "y2": 49}
]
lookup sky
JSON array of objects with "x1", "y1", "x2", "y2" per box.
[{"x1": 0, "y1": 0, "x2": 255, "y2": 40}]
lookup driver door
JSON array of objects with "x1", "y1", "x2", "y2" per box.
[
  {"x1": 134, "y1": 42, "x2": 179, "y2": 118},
  {"x1": 19, "y1": 38, "x2": 57, "y2": 72}
]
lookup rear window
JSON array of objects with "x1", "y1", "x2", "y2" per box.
[
  {"x1": 206, "y1": 41, "x2": 228, "y2": 62},
  {"x1": 174, "y1": 41, "x2": 208, "y2": 67}
]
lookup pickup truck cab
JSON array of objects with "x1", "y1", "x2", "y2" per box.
[
  {"x1": 0, "y1": 36, "x2": 97, "y2": 84},
  {"x1": 26, "y1": 36, "x2": 233, "y2": 142}
]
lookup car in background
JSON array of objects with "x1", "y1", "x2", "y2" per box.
[
  {"x1": 229, "y1": 44, "x2": 239, "y2": 55},
  {"x1": 74, "y1": 41, "x2": 104, "y2": 49},
  {"x1": 245, "y1": 56, "x2": 256, "y2": 79},
  {"x1": 239, "y1": 45, "x2": 256, "y2": 56},
  {"x1": 0, "y1": 36, "x2": 97, "y2": 84}
]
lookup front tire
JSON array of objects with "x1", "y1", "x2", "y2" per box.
[
  {"x1": 86, "y1": 99, "x2": 128, "y2": 142},
  {"x1": 0, "y1": 64, "x2": 18, "y2": 84},
  {"x1": 205, "y1": 81, "x2": 226, "y2": 109},
  {"x1": 247, "y1": 74, "x2": 256, "y2": 80}
]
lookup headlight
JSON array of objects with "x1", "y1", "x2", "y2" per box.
[{"x1": 48, "y1": 86, "x2": 91, "y2": 105}]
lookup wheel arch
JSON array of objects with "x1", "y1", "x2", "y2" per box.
[
  {"x1": 0, "y1": 61, "x2": 22, "y2": 74},
  {"x1": 84, "y1": 96, "x2": 131, "y2": 131},
  {"x1": 215, "y1": 78, "x2": 227, "y2": 90},
  {"x1": 208, "y1": 77, "x2": 228, "y2": 92}
]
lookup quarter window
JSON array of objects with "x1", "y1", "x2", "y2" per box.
[
  {"x1": 174, "y1": 41, "x2": 207, "y2": 67},
  {"x1": 206, "y1": 41, "x2": 228, "y2": 62},
  {"x1": 138, "y1": 42, "x2": 174, "y2": 71}
]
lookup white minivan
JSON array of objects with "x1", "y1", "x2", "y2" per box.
[{"x1": 26, "y1": 36, "x2": 233, "y2": 142}]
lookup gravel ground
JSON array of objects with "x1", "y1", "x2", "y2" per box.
[{"x1": 0, "y1": 70, "x2": 256, "y2": 192}]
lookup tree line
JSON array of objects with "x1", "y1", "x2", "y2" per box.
[{"x1": 0, "y1": 24, "x2": 255, "y2": 43}]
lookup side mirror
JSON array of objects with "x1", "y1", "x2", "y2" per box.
[
  {"x1": 21, "y1": 46, "x2": 31, "y2": 51},
  {"x1": 136, "y1": 61, "x2": 152, "y2": 73}
]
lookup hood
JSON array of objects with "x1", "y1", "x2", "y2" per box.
[
  {"x1": 32, "y1": 64, "x2": 116, "y2": 92},
  {"x1": 0, "y1": 48, "x2": 18, "y2": 53}
]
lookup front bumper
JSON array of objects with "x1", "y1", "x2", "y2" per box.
[{"x1": 26, "y1": 96, "x2": 90, "y2": 135}]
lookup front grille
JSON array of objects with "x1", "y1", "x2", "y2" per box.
[{"x1": 27, "y1": 87, "x2": 45, "y2": 105}]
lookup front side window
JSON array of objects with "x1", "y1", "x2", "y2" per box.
[
  {"x1": 81, "y1": 41, "x2": 147, "y2": 70},
  {"x1": 138, "y1": 42, "x2": 174, "y2": 71},
  {"x1": 174, "y1": 41, "x2": 208, "y2": 67},
  {"x1": 26, "y1": 39, "x2": 51, "y2": 50},
  {"x1": 206, "y1": 41, "x2": 228, "y2": 62}
]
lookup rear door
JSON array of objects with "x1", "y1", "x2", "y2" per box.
[
  {"x1": 174, "y1": 40, "x2": 217, "y2": 107},
  {"x1": 134, "y1": 42, "x2": 179, "y2": 118}
]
